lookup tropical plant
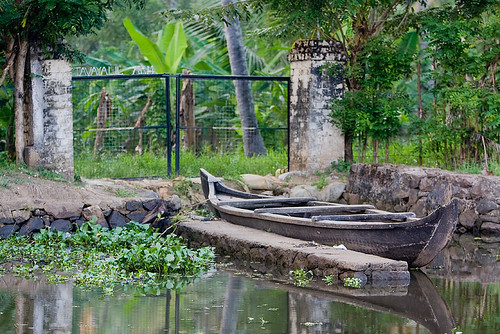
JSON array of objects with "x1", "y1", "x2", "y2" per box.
[
  {"x1": 260, "y1": 0, "x2": 418, "y2": 161},
  {"x1": 330, "y1": 33, "x2": 414, "y2": 163},
  {"x1": 124, "y1": 17, "x2": 188, "y2": 74},
  {"x1": 289, "y1": 268, "x2": 313, "y2": 287},
  {"x1": 343, "y1": 276, "x2": 362, "y2": 288},
  {"x1": 0, "y1": 83, "x2": 14, "y2": 157},
  {"x1": 163, "y1": 0, "x2": 292, "y2": 157}
]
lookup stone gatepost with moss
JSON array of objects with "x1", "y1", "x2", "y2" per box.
[
  {"x1": 25, "y1": 57, "x2": 74, "y2": 180},
  {"x1": 288, "y1": 40, "x2": 346, "y2": 172}
]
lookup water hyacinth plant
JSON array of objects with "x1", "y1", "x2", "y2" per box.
[
  {"x1": 0, "y1": 219, "x2": 215, "y2": 294},
  {"x1": 289, "y1": 269, "x2": 313, "y2": 287}
]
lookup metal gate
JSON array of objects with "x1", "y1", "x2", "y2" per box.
[{"x1": 72, "y1": 73, "x2": 289, "y2": 178}]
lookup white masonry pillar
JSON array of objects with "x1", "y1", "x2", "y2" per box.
[
  {"x1": 288, "y1": 40, "x2": 346, "y2": 172},
  {"x1": 26, "y1": 58, "x2": 74, "y2": 180}
]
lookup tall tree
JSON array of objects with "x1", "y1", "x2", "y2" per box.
[
  {"x1": 161, "y1": 1, "x2": 290, "y2": 154},
  {"x1": 0, "y1": 0, "x2": 144, "y2": 163},
  {"x1": 221, "y1": 0, "x2": 266, "y2": 156},
  {"x1": 264, "y1": 0, "x2": 416, "y2": 161}
]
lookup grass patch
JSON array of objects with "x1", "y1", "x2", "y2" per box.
[
  {"x1": 0, "y1": 220, "x2": 215, "y2": 295},
  {"x1": 0, "y1": 152, "x2": 69, "y2": 184},
  {"x1": 75, "y1": 151, "x2": 168, "y2": 179},
  {"x1": 75, "y1": 150, "x2": 288, "y2": 179},
  {"x1": 352, "y1": 140, "x2": 500, "y2": 176},
  {"x1": 178, "y1": 150, "x2": 288, "y2": 179},
  {"x1": 114, "y1": 188, "x2": 137, "y2": 197}
]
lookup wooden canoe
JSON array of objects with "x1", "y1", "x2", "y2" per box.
[{"x1": 200, "y1": 169, "x2": 458, "y2": 268}]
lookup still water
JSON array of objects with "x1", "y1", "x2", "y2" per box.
[{"x1": 0, "y1": 234, "x2": 498, "y2": 334}]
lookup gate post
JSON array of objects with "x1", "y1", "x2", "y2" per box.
[
  {"x1": 288, "y1": 40, "x2": 346, "y2": 172},
  {"x1": 25, "y1": 58, "x2": 74, "y2": 180}
]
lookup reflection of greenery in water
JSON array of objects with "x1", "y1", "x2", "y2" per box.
[
  {"x1": 0, "y1": 293, "x2": 16, "y2": 334},
  {"x1": 1, "y1": 238, "x2": 500, "y2": 333},
  {"x1": 68, "y1": 273, "x2": 500, "y2": 334},
  {"x1": 0, "y1": 271, "x2": 499, "y2": 333},
  {"x1": 433, "y1": 278, "x2": 500, "y2": 333}
]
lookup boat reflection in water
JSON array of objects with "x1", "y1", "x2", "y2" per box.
[
  {"x1": 282, "y1": 270, "x2": 456, "y2": 334},
  {"x1": 165, "y1": 270, "x2": 456, "y2": 334}
]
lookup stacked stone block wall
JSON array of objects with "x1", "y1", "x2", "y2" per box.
[
  {"x1": 344, "y1": 164, "x2": 500, "y2": 235},
  {"x1": 0, "y1": 197, "x2": 181, "y2": 239}
]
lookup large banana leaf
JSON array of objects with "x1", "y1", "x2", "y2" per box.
[
  {"x1": 124, "y1": 18, "x2": 187, "y2": 74},
  {"x1": 123, "y1": 17, "x2": 169, "y2": 73},
  {"x1": 158, "y1": 21, "x2": 188, "y2": 74}
]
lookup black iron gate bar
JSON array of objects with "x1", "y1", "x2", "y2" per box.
[{"x1": 72, "y1": 73, "x2": 290, "y2": 177}]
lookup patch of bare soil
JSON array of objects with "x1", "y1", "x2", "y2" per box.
[
  {"x1": 0, "y1": 170, "x2": 214, "y2": 213},
  {"x1": 0, "y1": 171, "x2": 160, "y2": 210}
]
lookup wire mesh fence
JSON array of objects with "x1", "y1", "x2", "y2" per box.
[
  {"x1": 72, "y1": 73, "x2": 289, "y2": 178},
  {"x1": 0, "y1": 84, "x2": 14, "y2": 156}
]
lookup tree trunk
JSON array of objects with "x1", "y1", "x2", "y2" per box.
[
  {"x1": 344, "y1": 134, "x2": 353, "y2": 162},
  {"x1": 179, "y1": 69, "x2": 196, "y2": 150},
  {"x1": 134, "y1": 96, "x2": 151, "y2": 155},
  {"x1": 93, "y1": 88, "x2": 112, "y2": 157},
  {"x1": 385, "y1": 139, "x2": 390, "y2": 163},
  {"x1": 373, "y1": 139, "x2": 379, "y2": 164},
  {"x1": 14, "y1": 39, "x2": 29, "y2": 163},
  {"x1": 361, "y1": 136, "x2": 367, "y2": 163},
  {"x1": 221, "y1": 0, "x2": 266, "y2": 157}
]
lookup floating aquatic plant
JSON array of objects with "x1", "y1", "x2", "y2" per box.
[{"x1": 0, "y1": 219, "x2": 215, "y2": 295}]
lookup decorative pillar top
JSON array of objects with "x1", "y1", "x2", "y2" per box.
[{"x1": 288, "y1": 40, "x2": 347, "y2": 63}]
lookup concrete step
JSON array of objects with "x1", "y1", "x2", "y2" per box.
[{"x1": 177, "y1": 219, "x2": 410, "y2": 287}]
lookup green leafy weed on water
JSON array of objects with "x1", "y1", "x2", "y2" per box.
[{"x1": 0, "y1": 219, "x2": 215, "y2": 295}]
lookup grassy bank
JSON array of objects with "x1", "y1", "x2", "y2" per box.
[{"x1": 75, "y1": 150, "x2": 289, "y2": 179}]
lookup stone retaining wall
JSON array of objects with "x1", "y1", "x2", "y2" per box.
[
  {"x1": 0, "y1": 197, "x2": 181, "y2": 239},
  {"x1": 343, "y1": 164, "x2": 500, "y2": 235}
]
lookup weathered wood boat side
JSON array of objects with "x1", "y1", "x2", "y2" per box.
[{"x1": 200, "y1": 169, "x2": 458, "y2": 268}]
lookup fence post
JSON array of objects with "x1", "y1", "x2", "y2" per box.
[
  {"x1": 175, "y1": 75, "x2": 181, "y2": 176},
  {"x1": 165, "y1": 75, "x2": 172, "y2": 177}
]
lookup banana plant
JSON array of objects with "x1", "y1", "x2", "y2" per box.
[{"x1": 123, "y1": 17, "x2": 188, "y2": 74}]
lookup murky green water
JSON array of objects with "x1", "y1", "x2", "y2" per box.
[{"x1": 0, "y1": 234, "x2": 498, "y2": 333}]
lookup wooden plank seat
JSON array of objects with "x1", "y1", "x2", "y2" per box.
[
  {"x1": 218, "y1": 197, "x2": 316, "y2": 209},
  {"x1": 254, "y1": 204, "x2": 375, "y2": 215},
  {"x1": 312, "y1": 212, "x2": 416, "y2": 222}
]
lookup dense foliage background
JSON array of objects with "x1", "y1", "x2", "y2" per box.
[{"x1": 1, "y1": 0, "x2": 499, "y2": 175}]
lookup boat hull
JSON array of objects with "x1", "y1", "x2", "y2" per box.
[{"x1": 200, "y1": 169, "x2": 458, "y2": 267}]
